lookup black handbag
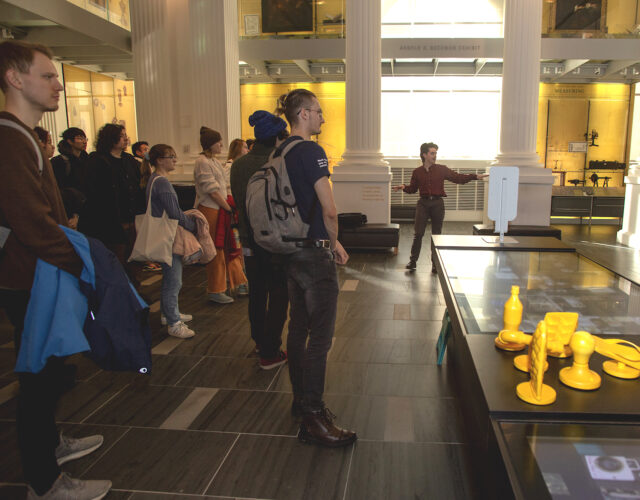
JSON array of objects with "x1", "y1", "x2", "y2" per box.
[{"x1": 338, "y1": 212, "x2": 367, "y2": 229}]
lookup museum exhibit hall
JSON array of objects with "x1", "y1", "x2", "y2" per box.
[{"x1": 1, "y1": 0, "x2": 640, "y2": 499}]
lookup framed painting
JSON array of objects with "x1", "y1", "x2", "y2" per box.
[
  {"x1": 551, "y1": 0, "x2": 606, "y2": 33},
  {"x1": 261, "y1": 0, "x2": 313, "y2": 34}
]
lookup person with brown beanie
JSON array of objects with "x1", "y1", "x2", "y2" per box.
[{"x1": 194, "y1": 126, "x2": 247, "y2": 304}]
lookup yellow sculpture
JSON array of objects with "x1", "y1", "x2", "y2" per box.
[
  {"x1": 497, "y1": 312, "x2": 578, "y2": 365},
  {"x1": 497, "y1": 329, "x2": 549, "y2": 373},
  {"x1": 559, "y1": 331, "x2": 601, "y2": 390},
  {"x1": 516, "y1": 321, "x2": 556, "y2": 405},
  {"x1": 592, "y1": 337, "x2": 640, "y2": 380},
  {"x1": 542, "y1": 312, "x2": 578, "y2": 358},
  {"x1": 494, "y1": 285, "x2": 527, "y2": 351}
]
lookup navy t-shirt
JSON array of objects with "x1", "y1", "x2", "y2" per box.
[{"x1": 277, "y1": 136, "x2": 330, "y2": 239}]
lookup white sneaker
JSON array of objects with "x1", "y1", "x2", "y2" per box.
[
  {"x1": 55, "y1": 433, "x2": 103, "y2": 465},
  {"x1": 168, "y1": 321, "x2": 195, "y2": 339},
  {"x1": 27, "y1": 472, "x2": 111, "y2": 499},
  {"x1": 161, "y1": 313, "x2": 193, "y2": 325}
]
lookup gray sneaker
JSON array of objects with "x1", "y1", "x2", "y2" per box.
[
  {"x1": 27, "y1": 472, "x2": 111, "y2": 499},
  {"x1": 55, "y1": 434, "x2": 103, "y2": 465},
  {"x1": 208, "y1": 292, "x2": 234, "y2": 304}
]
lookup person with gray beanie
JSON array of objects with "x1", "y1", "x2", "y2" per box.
[{"x1": 230, "y1": 110, "x2": 290, "y2": 369}]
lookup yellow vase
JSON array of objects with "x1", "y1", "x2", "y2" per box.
[{"x1": 504, "y1": 285, "x2": 523, "y2": 332}]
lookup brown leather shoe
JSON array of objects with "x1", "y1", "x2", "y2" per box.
[{"x1": 298, "y1": 407, "x2": 357, "y2": 448}]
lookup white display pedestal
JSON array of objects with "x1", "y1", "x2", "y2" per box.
[{"x1": 617, "y1": 165, "x2": 640, "y2": 249}]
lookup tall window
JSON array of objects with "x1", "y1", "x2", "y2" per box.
[{"x1": 381, "y1": 76, "x2": 502, "y2": 159}]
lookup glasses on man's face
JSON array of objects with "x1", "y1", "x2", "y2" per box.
[{"x1": 297, "y1": 108, "x2": 323, "y2": 117}]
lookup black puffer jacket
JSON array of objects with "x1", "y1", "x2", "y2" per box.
[
  {"x1": 50, "y1": 141, "x2": 90, "y2": 217},
  {"x1": 78, "y1": 151, "x2": 144, "y2": 244}
]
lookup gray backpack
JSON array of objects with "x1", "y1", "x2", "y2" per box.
[{"x1": 245, "y1": 139, "x2": 309, "y2": 254}]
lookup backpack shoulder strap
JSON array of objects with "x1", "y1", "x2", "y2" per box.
[
  {"x1": 0, "y1": 118, "x2": 43, "y2": 174},
  {"x1": 270, "y1": 139, "x2": 306, "y2": 162}
]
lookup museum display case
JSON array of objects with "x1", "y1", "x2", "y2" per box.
[
  {"x1": 497, "y1": 421, "x2": 640, "y2": 500},
  {"x1": 433, "y1": 235, "x2": 640, "y2": 499},
  {"x1": 63, "y1": 65, "x2": 138, "y2": 150}
]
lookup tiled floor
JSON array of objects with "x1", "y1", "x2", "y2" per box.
[{"x1": 0, "y1": 222, "x2": 627, "y2": 499}]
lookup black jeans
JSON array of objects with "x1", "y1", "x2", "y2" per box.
[
  {"x1": 410, "y1": 197, "x2": 445, "y2": 265},
  {"x1": 286, "y1": 247, "x2": 339, "y2": 411},
  {"x1": 245, "y1": 247, "x2": 289, "y2": 358},
  {"x1": 0, "y1": 289, "x2": 62, "y2": 495}
]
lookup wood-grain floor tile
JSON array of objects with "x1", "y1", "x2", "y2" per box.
[
  {"x1": 84, "y1": 428, "x2": 237, "y2": 494},
  {"x1": 190, "y1": 389, "x2": 298, "y2": 436},
  {"x1": 148, "y1": 354, "x2": 203, "y2": 386},
  {"x1": 364, "y1": 364, "x2": 455, "y2": 397},
  {"x1": 175, "y1": 357, "x2": 277, "y2": 390},
  {"x1": 206, "y1": 434, "x2": 351, "y2": 499},
  {"x1": 345, "y1": 441, "x2": 479, "y2": 500},
  {"x1": 170, "y1": 333, "x2": 255, "y2": 358},
  {"x1": 129, "y1": 493, "x2": 227, "y2": 499},
  {"x1": 160, "y1": 387, "x2": 219, "y2": 430},
  {"x1": 335, "y1": 318, "x2": 443, "y2": 340},
  {"x1": 270, "y1": 362, "x2": 367, "y2": 396},
  {"x1": 328, "y1": 337, "x2": 436, "y2": 365},
  {"x1": 85, "y1": 384, "x2": 193, "y2": 427},
  {"x1": 393, "y1": 304, "x2": 411, "y2": 320}
]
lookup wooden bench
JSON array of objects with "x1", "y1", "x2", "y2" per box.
[{"x1": 339, "y1": 223, "x2": 400, "y2": 254}]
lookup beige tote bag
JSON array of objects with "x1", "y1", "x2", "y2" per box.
[{"x1": 129, "y1": 175, "x2": 179, "y2": 266}]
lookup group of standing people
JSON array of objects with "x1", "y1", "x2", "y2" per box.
[{"x1": 0, "y1": 37, "x2": 409, "y2": 500}]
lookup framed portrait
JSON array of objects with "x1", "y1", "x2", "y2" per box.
[
  {"x1": 244, "y1": 15, "x2": 260, "y2": 36},
  {"x1": 261, "y1": 0, "x2": 313, "y2": 34},
  {"x1": 552, "y1": 0, "x2": 606, "y2": 33}
]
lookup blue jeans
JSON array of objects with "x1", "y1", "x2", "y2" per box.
[
  {"x1": 286, "y1": 247, "x2": 339, "y2": 410},
  {"x1": 161, "y1": 254, "x2": 183, "y2": 325}
]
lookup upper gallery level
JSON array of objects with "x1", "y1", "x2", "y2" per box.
[{"x1": 0, "y1": 0, "x2": 638, "y2": 83}]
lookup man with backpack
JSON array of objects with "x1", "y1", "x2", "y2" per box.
[
  {"x1": 273, "y1": 89, "x2": 356, "y2": 448},
  {"x1": 230, "y1": 110, "x2": 290, "y2": 370}
]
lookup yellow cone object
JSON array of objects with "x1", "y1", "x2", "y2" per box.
[
  {"x1": 517, "y1": 321, "x2": 556, "y2": 405},
  {"x1": 559, "y1": 331, "x2": 601, "y2": 390}
]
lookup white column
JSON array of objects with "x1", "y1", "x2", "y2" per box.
[
  {"x1": 617, "y1": 162, "x2": 640, "y2": 249},
  {"x1": 331, "y1": 0, "x2": 391, "y2": 224},
  {"x1": 491, "y1": 0, "x2": 553, "y2": 226},
  {"x1": 131, "y1": 0, "x2": 240, "y2": 180}
]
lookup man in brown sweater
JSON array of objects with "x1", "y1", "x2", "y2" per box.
[
  {"x1": 0, "y1": 41, "x2": 111, "y2": 499},
  {"x1": 393, "y1": 142, "x2": 487, "y2": 273}
]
